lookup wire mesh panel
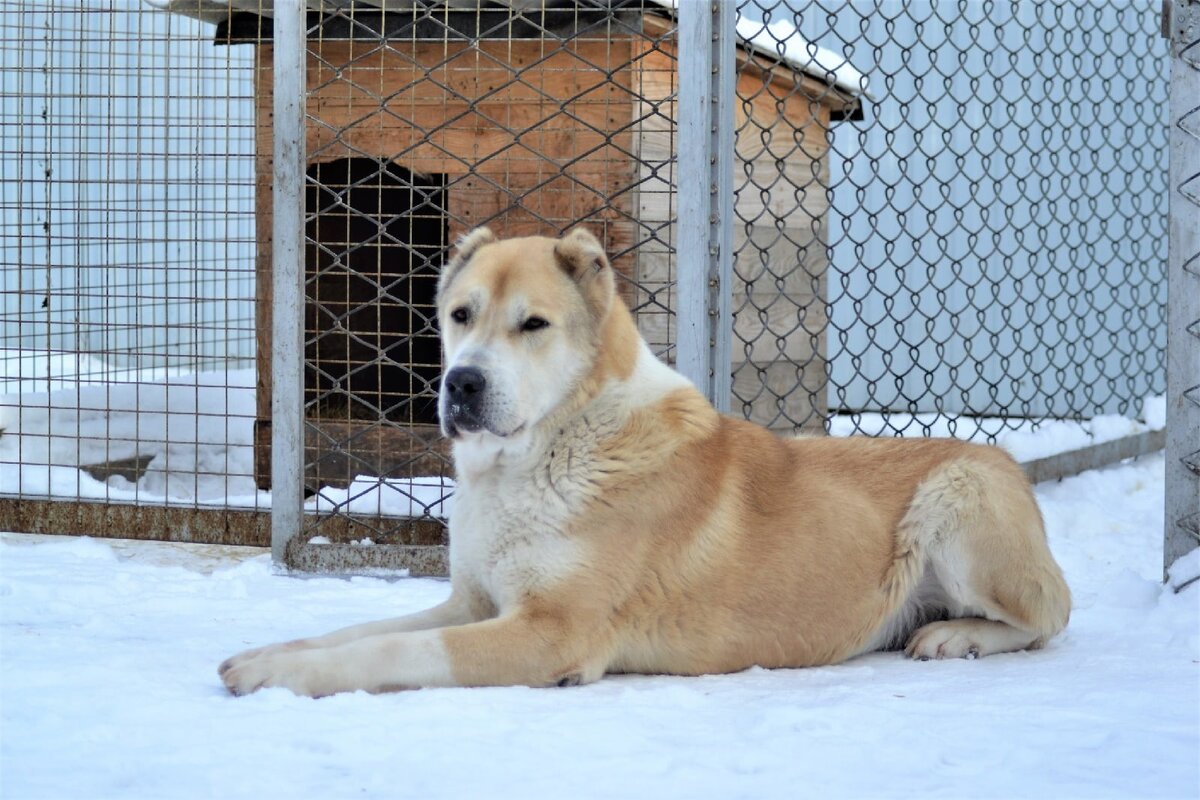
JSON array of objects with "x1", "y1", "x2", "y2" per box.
[
  {"x1": 0, "y1": 0, "x2": 265, "y2": 540},
  {"x1": 227, "y1": 2, "x2": 692, "y2": 563},
  {"x1": 733, "y1": 0, "x2": 1169, "y2": 437}
]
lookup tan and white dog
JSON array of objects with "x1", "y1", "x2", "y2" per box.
[{"x1": 220, "y1": 228, "x2": 1071, "y2": 698}]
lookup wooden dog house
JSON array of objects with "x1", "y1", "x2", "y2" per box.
[{"x1": 173, "y1": 4, "x2": 867, "y2": 491}]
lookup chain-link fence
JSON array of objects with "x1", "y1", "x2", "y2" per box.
[
  {"x1": 732, "y1": 0, "x2": 1168, "y2": 436},
  {"x1": 1, "y1": 1, "x2": 1180, "y2": 574}
]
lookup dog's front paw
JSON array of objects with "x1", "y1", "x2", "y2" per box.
[
  {"x1": 219, "y1": 639, "x2": 303, "y2": 677},
  {"x1": 219, "y1": 647, "x2": 336, "y2": 698}
]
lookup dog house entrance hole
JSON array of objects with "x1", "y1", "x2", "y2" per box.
[{"x1": 305, "y1": 158, "x2": 447, "y2": 426}]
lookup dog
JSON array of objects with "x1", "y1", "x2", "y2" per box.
[{"x1": 220, "y1": 227, "x2": 1070, "y2": 697}]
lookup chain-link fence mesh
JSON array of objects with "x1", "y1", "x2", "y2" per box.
[{"x1": 733, "y1": 0, "x2": 1168, "y2": 437}]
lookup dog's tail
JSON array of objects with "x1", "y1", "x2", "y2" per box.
[{"x1": 880, "y1": 514, "x2": 927, "y2": 613}]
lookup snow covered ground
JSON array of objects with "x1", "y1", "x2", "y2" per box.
[
  {"x1": 1, "y1": 453, "x2": 1197, "y2": 799},
  {"x1": 0, "y1": 351, "x2": 264, "y2": 506}
]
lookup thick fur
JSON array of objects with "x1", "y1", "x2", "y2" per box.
[{"x1": 220, "y1": 229, "x2": 1071, "y2": 697}]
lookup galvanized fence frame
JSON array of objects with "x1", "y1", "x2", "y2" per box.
[
  {"x1": 1164, "y1": 0, "x2": 1200, "y2": 584},
  {"x1": 271, "y1": 0, "x2": 305, "y2": 563},
  {"x1": 675, "y1": 0, "x2": 734, "y2": 409}
]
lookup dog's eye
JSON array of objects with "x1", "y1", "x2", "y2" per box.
[
  {"x1": 450, "y1": 307, "x2": 470, "y2": 325},
  {"x1": 521, "y1": 316, "x2": 549, "y2": 332}
]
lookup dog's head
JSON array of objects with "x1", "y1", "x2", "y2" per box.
[{"x1": 436, "y1": 227, "x2": 616, "y2": 442}]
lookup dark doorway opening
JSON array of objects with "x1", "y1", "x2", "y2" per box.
[{"x1": 304, "y1": 158, "x2": 447, "y2": 426}]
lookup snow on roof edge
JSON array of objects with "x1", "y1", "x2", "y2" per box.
[
  {"x1": 731, "y1": 14, "x2": 873, "y2": 99},
  {"x1": 144, "y1": 0, "x2": 872, "y2": 100},
  {"x1": 650, "y1": 0, "x2": 872, "y2": 99}
]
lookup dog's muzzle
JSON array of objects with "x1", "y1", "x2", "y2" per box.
[{"x1": 441, "y1": 366, "x2": 487, "y2": 438}]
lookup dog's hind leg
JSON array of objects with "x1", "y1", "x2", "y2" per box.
[{"x1": 898, "y1": 457, "x2": 1071, "y2": 660}]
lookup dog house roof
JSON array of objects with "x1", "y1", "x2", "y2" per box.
[{"x1": 147, "y1": 0, "x2": 871, "y2": 99}]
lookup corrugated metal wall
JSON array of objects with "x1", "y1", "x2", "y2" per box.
[{"x1": 0, "y1": 0, "x2": 257, "y2": 381}]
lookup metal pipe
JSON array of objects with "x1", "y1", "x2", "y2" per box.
[
  {"x1": 1163, "y1": 0, "x2": 1200, "y2": 579},
  {"x1": 270, "y1": 0, "x2": 306, "y2": 565},
  {"x1": 675, "y1": 0, "x2": 735, "y2": 411}
]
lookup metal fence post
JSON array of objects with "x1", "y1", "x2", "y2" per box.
[
  {"x1": 270, "y1": 0, "x2": 306, "y2": 564},
  {"x1": 1164, "y1": 0, "x2": 1200, "y2": 581},
  {"x1": 676, "y1": 0, "x2": 734, "y2": 412}
]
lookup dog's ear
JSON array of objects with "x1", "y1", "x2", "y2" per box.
[
  {"x1": 554, "y1": 228, "x2": 614, "y2": 319},
  {"x1": 554, "y1": 227, "x2": 608, "y2": 279},
  {"x1": 438, "y1": 226, "x2": 496, "y2": 303}
]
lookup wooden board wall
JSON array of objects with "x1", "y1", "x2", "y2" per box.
[
  {"x1": 300, "y1": 37, "x2": 638, "y2": 253},
  {"x1": 254, "y1": 35, "x2": 643, "y2": 490}
]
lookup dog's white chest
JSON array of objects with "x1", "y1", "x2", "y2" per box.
[{"x1": 448, "y1": 465, "x2": 587, "y2": 610}]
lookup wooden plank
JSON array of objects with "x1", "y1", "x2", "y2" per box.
[
  {"x1": 307, "y1": 124, "x2": 624, "y2": 175},
  {"x1": 445, "y1": 169, "x2": 638, "y2": 303},
  {"x1": 301, "y1": 513, "x2": 446, "y2": 547},
  {"x1": 631, "y1": 38, "x2": 677, "y2": 354},
  {"x1": 635, "y1": 306, "x2": 672, "y2": 353},
  {"x1": 630, "y1": 247, "x2": 673, "y2": 290},
  {"x1": 0, "y1": 499, "x2": 447, "y2": 573},
  {"x1": 732, "y1": 295, "x2": 828, "y2": 364},
  {"x1": 734, "y1": 224, "x2": 828, "y2": 296},
  {"x1": 731, "y1": 359, "x2": 829, "y2": 433},
  {"x1": 448, "y1": 171, "x2": 634, "y2": 227},
  {"x1": 255, "y1": 55, "x2": 276, "y2": 427},
  {"x1": 0, "y1": 498, "x2": 272, "y2": 548},
  {"x1": 304, "y1": 39, "x2": 639, "y2": 166},
  {"x1": 733, "y1": 147, "x2": 831, "y2": 220},
  {"x1": 285, "y1": 540, "x2": 448, "y2": 577},
  {"x1": 307, "y1": 38, "x2": 636, "y2": 106},
  {"x1": 310, "y1": 95, "x2": 629, "y2": 135},
  {"x1": 254, "y1": 419, "x2": 451, "y2": 492},
  {"x1": 1021, "y1": 429, "x2": 1167, "y2": 485}
]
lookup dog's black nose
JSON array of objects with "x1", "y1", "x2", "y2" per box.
[{"x1": 444, "y1": 366, "x2": 486, "y2": 405}]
